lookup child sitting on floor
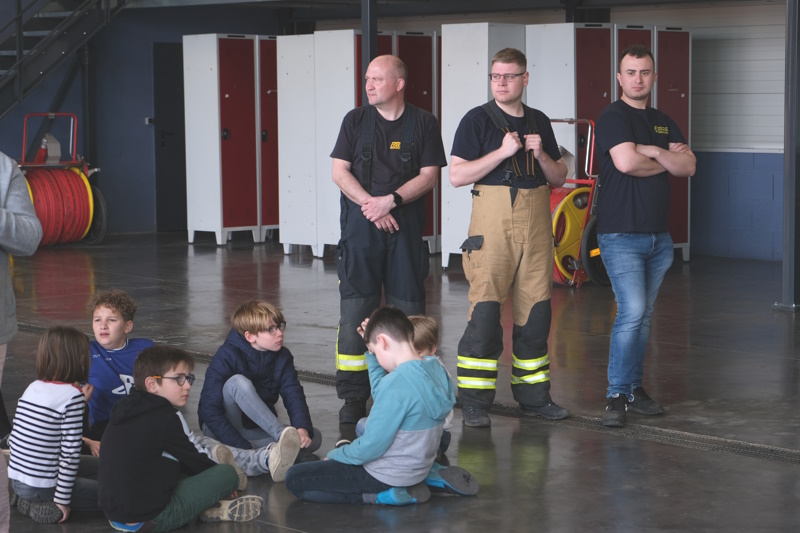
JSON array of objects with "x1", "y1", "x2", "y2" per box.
[
  {"x1": 354, "y1": 315, "x2": 454, "y2": 459},
  {"x1": 98, "y1": 345, "x2": 263, "y2": 531},
  {"x1": 198, "y1": 300, "x2": 321, "y2": 482},
  {"x1": 285, "y1": 306, "x2": 478, "y2": 505},
  {"x1": 8, "y1": 326, "x2": 100, "y2": 524},
  {"x1": 83, "y1": 289, "x2": 154, "y2": 454}
]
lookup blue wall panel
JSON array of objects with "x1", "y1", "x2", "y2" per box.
[
  {"x1": 691, "y1": 151, "x2": 784, "y2": 260},
  {"x1": 0, "y1": 6, "x2": 283, "y2": 235},
  {"x1": 90, "y1": 7, "x2": 283, "y2": 234}
]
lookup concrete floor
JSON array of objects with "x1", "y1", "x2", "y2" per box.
[{"x1": 4, "y1": 232, "x2": 800, "y2": 532}]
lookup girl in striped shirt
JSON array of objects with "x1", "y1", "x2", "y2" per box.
[{"x1": 8, "y1": 326, "x2": 99, "y2": 524}]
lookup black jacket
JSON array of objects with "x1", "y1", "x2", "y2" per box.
[{"x1": 98, "y1": 389, "x2": 215, "y2": 523}]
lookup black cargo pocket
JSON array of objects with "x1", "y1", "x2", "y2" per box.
[{"x1": 461, "y1": 235, "x2": 484, "y2": 269}]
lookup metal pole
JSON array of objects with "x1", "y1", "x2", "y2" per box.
[
  {"x1": 361, "y1": 0, "x2": 377, "y2": 106},
  {"x1": 776, "y1": 0, "x2": 800, "y2": 311}
]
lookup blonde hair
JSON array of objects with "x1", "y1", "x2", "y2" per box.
[
  {"x1": 409, "y1": 315, "x2": 438, "y2": 355},
  {"x1": 492, "y1": 48, "x2": 527, "y2": 70},
  {"x1": 231, "y1": 300, "x2": 285, "y2": 336}
]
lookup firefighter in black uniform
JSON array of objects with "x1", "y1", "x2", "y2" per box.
[{"x1": 330, "y1": 54, "x2": 447, "y2": 423}]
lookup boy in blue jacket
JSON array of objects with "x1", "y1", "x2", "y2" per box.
[
  {"x1": 198, "y1": 300, "x2": 320, "y2": 482},
  {"x1": 285, "y1": 306, "x2": 478, "y2": 505}
]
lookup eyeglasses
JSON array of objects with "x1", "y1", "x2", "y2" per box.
[
  {"x1": 489, "y1": 72, "x2": 526, "y2": 82},
  {"x1": 153, "y1": 373, "x2": 196, "y2": 386},
  {"x1": 266, "y1": 322, "x2": 287, "y2": 335}
]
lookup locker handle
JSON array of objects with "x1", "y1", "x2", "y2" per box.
[
  {"x1": 262, "y1": 130, "x2": 268, "y2": 142},
  {"x1": 222, "y1": 128, "x2": 230, "y2": 140}
]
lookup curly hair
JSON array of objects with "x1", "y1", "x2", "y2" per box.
[{"x1": 88, "y1": 289, "x2": 138, "y2": 322}]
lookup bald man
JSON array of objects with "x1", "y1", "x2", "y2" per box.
[{"x1": 330, "y1": 55, "x2": 447, "y2": 423}]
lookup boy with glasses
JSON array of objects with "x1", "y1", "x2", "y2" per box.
[
  {"x1": 84, "y1": 289, "x2": 270, "y2": 490},
  {"x1": 198, "y1": 300, "x2": 320, "y2": 482},
  {"x1": 98, "y1": 345, "x2": 263, "y2": 531}
]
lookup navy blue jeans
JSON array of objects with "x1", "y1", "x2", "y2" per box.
[
  {"x1": 285, "y1": 459, "x2": 391, "y2": 504},
  {"x1": 597, "y1": 232, "x2": 673, "y2": 398}
]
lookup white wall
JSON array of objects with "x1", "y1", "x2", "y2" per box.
[{"x1": 612, "y1": 1, "x2": 786, "y2": 153}]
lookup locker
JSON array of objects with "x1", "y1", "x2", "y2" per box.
[{"x1": 183, "y1": 33, "x2": 279, "y2": 245}]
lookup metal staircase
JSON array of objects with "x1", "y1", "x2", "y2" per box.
[{"x1": 0, "y1": 0, "x2": 128, "y2": 120}]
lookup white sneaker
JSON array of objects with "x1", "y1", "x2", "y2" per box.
[
  {"x1": 211, "y1": 444, "x2": 247, "y2": 491},
  {"x1": 267, "y1": 426, "x2": 300, "y2": 482},
  {"x1": 199, "y1": 494, "x2": 263, "y2": 522}
]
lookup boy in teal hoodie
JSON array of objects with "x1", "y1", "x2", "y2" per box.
[{"x1": 285, "y1": 306, "x2": 477, "y2": 505}]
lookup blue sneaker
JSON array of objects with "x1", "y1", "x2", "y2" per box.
[
  {"x1": 375, "y1": 483, "x2": 431, "y2": 505},
  {"x1": 109, "y1": 521, "x2": 152, "y2": 532},
  {"x1": 424, "y1": 462, "x2": 479, "y2": 496}
]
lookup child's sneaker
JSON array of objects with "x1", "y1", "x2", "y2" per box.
[
  {"x1": 211, "y1": 444, "x2": 247, "y2": 491},
  {"x1": 199, "y1": 494, "x2": 263, "y2": 522},
  {"x1": 266, "y1": 426, "x2": 301, "y2": 482},
  {"x1": 15, "y1": 498, "x2": 63, "y2": 524},
  {"x1": 374, "y1": 483, "x2": 431, "y2": 506},
  {"x1": 424, "y1": 462, "x2": 479, "y2": 496},
  {"x1": 109, "y1": 520, "x2": 155, "y2": 532}
]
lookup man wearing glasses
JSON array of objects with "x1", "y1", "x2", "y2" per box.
[{"x1": 449, "y1": 48, "x2": 569, "y2": 428}]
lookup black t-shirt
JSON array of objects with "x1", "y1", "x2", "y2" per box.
[
  {"x1": 595, "y1": 99, "x2": 686, "y2": 234},
  {"x1": 450, "y1": 104, "x2": 562, "y2": 188},
  {"x1": 330, "y1": 105, "x2": 447, "y2": 196}
]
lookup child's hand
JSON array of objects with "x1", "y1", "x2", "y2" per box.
[
  {"x1": 80, "y1": 382, "x2": 94, "y2": 401},
  {"x1": 56, "y1": 503, "x2": 70, "y2": 523},
  {"x1": 82, "y1": 437, "x2": 101, "y2": 457},
  {"x1": 357, "y1": 318, "x2": 370, "y2": 339},
  {"x1": 297, "y1": 428, "x2": 312, "y2": 448}
]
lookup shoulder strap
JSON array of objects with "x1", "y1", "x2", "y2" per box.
[
  {"x1": 399, "y1": 103, "x2": 417, "y2": 182},
  {"x1": 360, "y1": 105, "x2": 377, "y2": 191},
  {"x1": 522, "y1": 104, "x2": 538, "y2": 135},
  {"x1": 482, "y1": 100, "x2": 509, "y2": 131}
]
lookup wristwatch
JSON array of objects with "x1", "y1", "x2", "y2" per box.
[{"x1": 391, "y1": 191, "x2": 403, "y2": 207}]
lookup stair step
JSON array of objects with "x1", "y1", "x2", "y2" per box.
[
  {"x1": 0, "y1": 36, "x2": 40, "y2": 53},
  {"x1": 22, "y1": 17, "x2": 63, "y2": 32}
]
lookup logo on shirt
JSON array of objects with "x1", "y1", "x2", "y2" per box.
[
  {"x1": 111, "y1": 374, "x2": 135, "y2": 396},
  {"x1": 654, "y1": 126, "x2": 669, "y2": 135},
  {"x1": 389, "y1": 141, "x2": 401, "y2": 150}
]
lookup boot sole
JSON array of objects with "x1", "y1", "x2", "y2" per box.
[
  {"x1": 427, "y1": 466, "x2": 480, "y2": 496},
  {"x1": 16, "y1": 498, "x2": 63, "y2": 524},
  {"x1": 199, "y1": 495, "x2": 263, "y2": 522},
  {"x1": 268, "y1": 427, "x2": 301, "y2": 482}
]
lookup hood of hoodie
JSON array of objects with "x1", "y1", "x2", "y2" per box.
[
  {"x1": 394, "y1": 356, "x2": 455, "y2": 421},
  {"x1": 109, "y1": 388, "x2": 175, "y2": 425}
]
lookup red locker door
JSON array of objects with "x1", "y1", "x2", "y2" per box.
[
  {"x1": 656, "y1": 30, "x2": 691, "y2": 245},
  {"x1": 259, "y1": 38, "x2": 279, "y2": 228},
  {"x1": 575, "y1": 26, "x2": 612, "y2": 179},
  {"x1": 219, "y1": 37, "x2": 258, "y2": 228},
  {"x1": 616, "y1": 27, "x2": 654, "y2": 106},
  {"x1": 396, "y1": 34, "x2": 438, "y2": 239}
]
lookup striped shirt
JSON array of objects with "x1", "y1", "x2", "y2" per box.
[{"x1": 8, "y1": 380, "x2": 86, "y2": 506}]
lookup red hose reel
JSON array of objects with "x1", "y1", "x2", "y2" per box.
[{"x1": 19, "y1": 113, "x2": 107, "y2": 246}]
